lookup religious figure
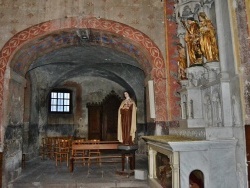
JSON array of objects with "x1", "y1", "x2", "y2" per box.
[
  {"x1": 198, "y1": 12, "x2": 219, "y2": 62},
  {"x1": 232, "y1": 95, "x2": 241, "y2": 126},
  {"x1": 204, "y1": 95, "x2": 212, "y2": 126},
  {"x1": 183, "y1": 18, "x2": 203, "y2": 66},
  {"x1": 157, "y1": 154, "x2": 172, "y2": 188},
  {"x1": 177, "y1": 43, "x2": 187, "y2": 80},
  {"x1": 117, "y1": 91, "x2": 137, "y2": 145},
  {"x1": 212, "y1": 92, "x2": 222, "y2": 126}
]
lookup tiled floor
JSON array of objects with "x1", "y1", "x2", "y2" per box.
[{"x1": 10, "y1": 154, "x2": 150, "y2": 188}]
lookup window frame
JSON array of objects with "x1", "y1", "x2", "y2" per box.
[{"x1": 49, "y1": 89, "x2": 72, "y2": 114}]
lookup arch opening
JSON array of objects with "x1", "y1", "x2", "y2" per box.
[
  {"x1": 0, "y1": 16, "x2": 167, "y2": 187},
  {"x1": 0, "y1": 18, "x2": 167, "y2": 134}
]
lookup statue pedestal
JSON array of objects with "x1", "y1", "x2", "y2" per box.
[{"x1": 116, "y1": 144, "x2": 138, "y2": 177}]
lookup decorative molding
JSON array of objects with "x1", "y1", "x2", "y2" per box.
[{"x1": 169, "y1": 128, "x2": 206, "y2": 139}]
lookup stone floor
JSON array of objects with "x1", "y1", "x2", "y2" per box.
[{"x1": 10, "y1": 154, "x2": 150, "y2": 188}]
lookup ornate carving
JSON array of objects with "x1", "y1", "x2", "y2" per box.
[
  {"x1": 181, "y1": 94, "x2": 187, "y2": 119},
  {"x1": 177, "y1": 43, "x2": 188, "y2": 80},
  {"x1": 203, "y1": 94, "x2": 212, "y2": 126},
  {"x1": 175, "y1": 1, "x2": 202, "y2": 19},
  {"x1": 211, "y1": 91, "x2": 222, "y2": 126},
  {"x1": 169, "y1": 128, "x2": 206, "y2": 139},
  {"x1": 204, "y1": 61, "x2": 220, "y2": 82},
  {"x1": 175, "y1": 0, "x2": 215, "y2": 20},
  {"x1": 232, "y1": 94, "x2": 241, "y2": 126},
  {"x1": 186, "y1": 66, "x2": 207, "y2": 87},
  {"x1": 188, "y1": 99, "x2": 194, "y2": 119}
]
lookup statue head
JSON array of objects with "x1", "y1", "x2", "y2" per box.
[
  {"x1": 198, "y1": 12, "x2": 208, "y2": 21},
  {"x1": 187, "y1": 17, "x2": 195, "y2": 24},
  {"x1": 123, "y1": 91, "x2": 130, "y2": 99}
]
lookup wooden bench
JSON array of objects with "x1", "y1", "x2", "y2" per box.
[{"x1": 70, "y1": 141, "x2": 122, "y2": 172}]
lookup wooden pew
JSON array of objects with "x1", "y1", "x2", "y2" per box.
[{"x1": 70, "y1": 141, "x2": 122, "y2": 172}]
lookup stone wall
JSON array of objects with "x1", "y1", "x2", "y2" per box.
[
  {"x1": 2, "y1": 71, "x2": 25, "y2": 187},
  {"x1": 234, "y1": 0, "x2": 250, "y2": 124},
  {"x1": 34, "y1": 74, "x2": 145, "y2": 141}
]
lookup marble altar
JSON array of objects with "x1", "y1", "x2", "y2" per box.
[{"x1": 143, "y1": 135, "x2": 238, "y2": 188}]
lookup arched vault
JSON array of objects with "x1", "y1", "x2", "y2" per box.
[{"x1": 0, "y1": 17, "x2": 168, "y2": 142}]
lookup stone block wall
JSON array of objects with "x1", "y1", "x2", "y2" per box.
[{"x1": 2, "y1": 71, "x2": 25, "y2": 186}]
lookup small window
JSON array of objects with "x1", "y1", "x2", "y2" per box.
[{"x1": 49, "y1": 90, "x2": 71, "y2": 113}]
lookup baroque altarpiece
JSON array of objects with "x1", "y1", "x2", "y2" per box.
[{"x1": 144, "y1": 1, "x2": 246, "y2": 188}]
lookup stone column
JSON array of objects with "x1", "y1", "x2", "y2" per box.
[
  {"x1": 214, "y1": 0, "x2": 234, "y2": 76},
  {"x1": 148, "y1": 147, "x2": 157, "y2": 179},
  {"x1": 171, "y1": 152, "x2": 180, "y2": 188}
]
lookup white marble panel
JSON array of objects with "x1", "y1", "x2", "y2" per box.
[
  {"x1": 179, "y1": 150, "x2": 209, "y2": 188},
  {"x1": 208, "y1": 147, "x2": 237, "y2": 188},
  {"x1": 205, "y1": 127, "x2": 233, "y2": 140}
]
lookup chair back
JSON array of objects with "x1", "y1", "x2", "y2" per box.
[
  {"x1": 72, "y1": 139, "x2": 86, "y2": 145},
  {"x1": 89, "y1": 139, "x2": 100, "y2": 144},
  {"x1": 58, "y1": 138, "x2": 70, "y2": 152}
]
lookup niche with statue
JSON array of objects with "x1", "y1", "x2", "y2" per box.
[
  {"x1": 172, "y1": 0, "x2": 242, "y2": 140},
  {"x1": 175, "y1": 1, "x2": 222, "y2": 132}
]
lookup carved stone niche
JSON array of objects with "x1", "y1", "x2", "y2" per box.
[
  {"x1": 179, "y1": 66, "x2": 206, "y2": 128},
  {"x1": 179, "y1": 88, "x2": 206, "y2": 127},
  {"x1": 175, "y1": 0, "x2": 215, "y2": 21},
  {"x1": 143, "y1": 135, "x2": 238, "y2": 188},
  {"x1": 175, "y1": 0, "x2": 202, "y2": 19},
  {"x1": 186, "y1": 66, "x2": 207, "y2": 87},
  {"x1": 179, "y1": 63, "x2": 221, "y2": 129}
]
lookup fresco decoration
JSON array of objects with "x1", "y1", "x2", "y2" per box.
[
  {"x1": 0, "y1": 17, "x2": 168, "y2": 127},
  {"x1": 165, "y1": 0, "x2": 182, "y2": 120},
  {"x1": 11, "y1": 30, "x2": 152, "y2": 77}
]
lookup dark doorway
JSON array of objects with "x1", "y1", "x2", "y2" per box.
[
  {"x1": 87, "y1": 103, "x2": 102, "y2": 140},
  {"x1": 102, "y1": 91, "x2": 122, "y2": 141}
]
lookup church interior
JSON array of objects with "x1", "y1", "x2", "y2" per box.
[{"x1": 0, "y1": 0, "x2": 249, "y2": 187}]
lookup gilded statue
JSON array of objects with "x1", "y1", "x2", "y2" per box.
[
  {"x1": 177, "y1": 43, "x2": 187, "y2": 80},
  {"x1": 198, "y1": 12, "x2": 219, "y2": 62},
  {"x1": 183, "y1": 18, "x2": 203, "y2": 66},
  {"x1": 117, "y1": 91, "x2": 137, "y2": 145}
]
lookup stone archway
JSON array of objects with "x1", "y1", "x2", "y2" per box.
[{"x1": 0, "y1": 17, "x2": 167, "y2": 143}]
